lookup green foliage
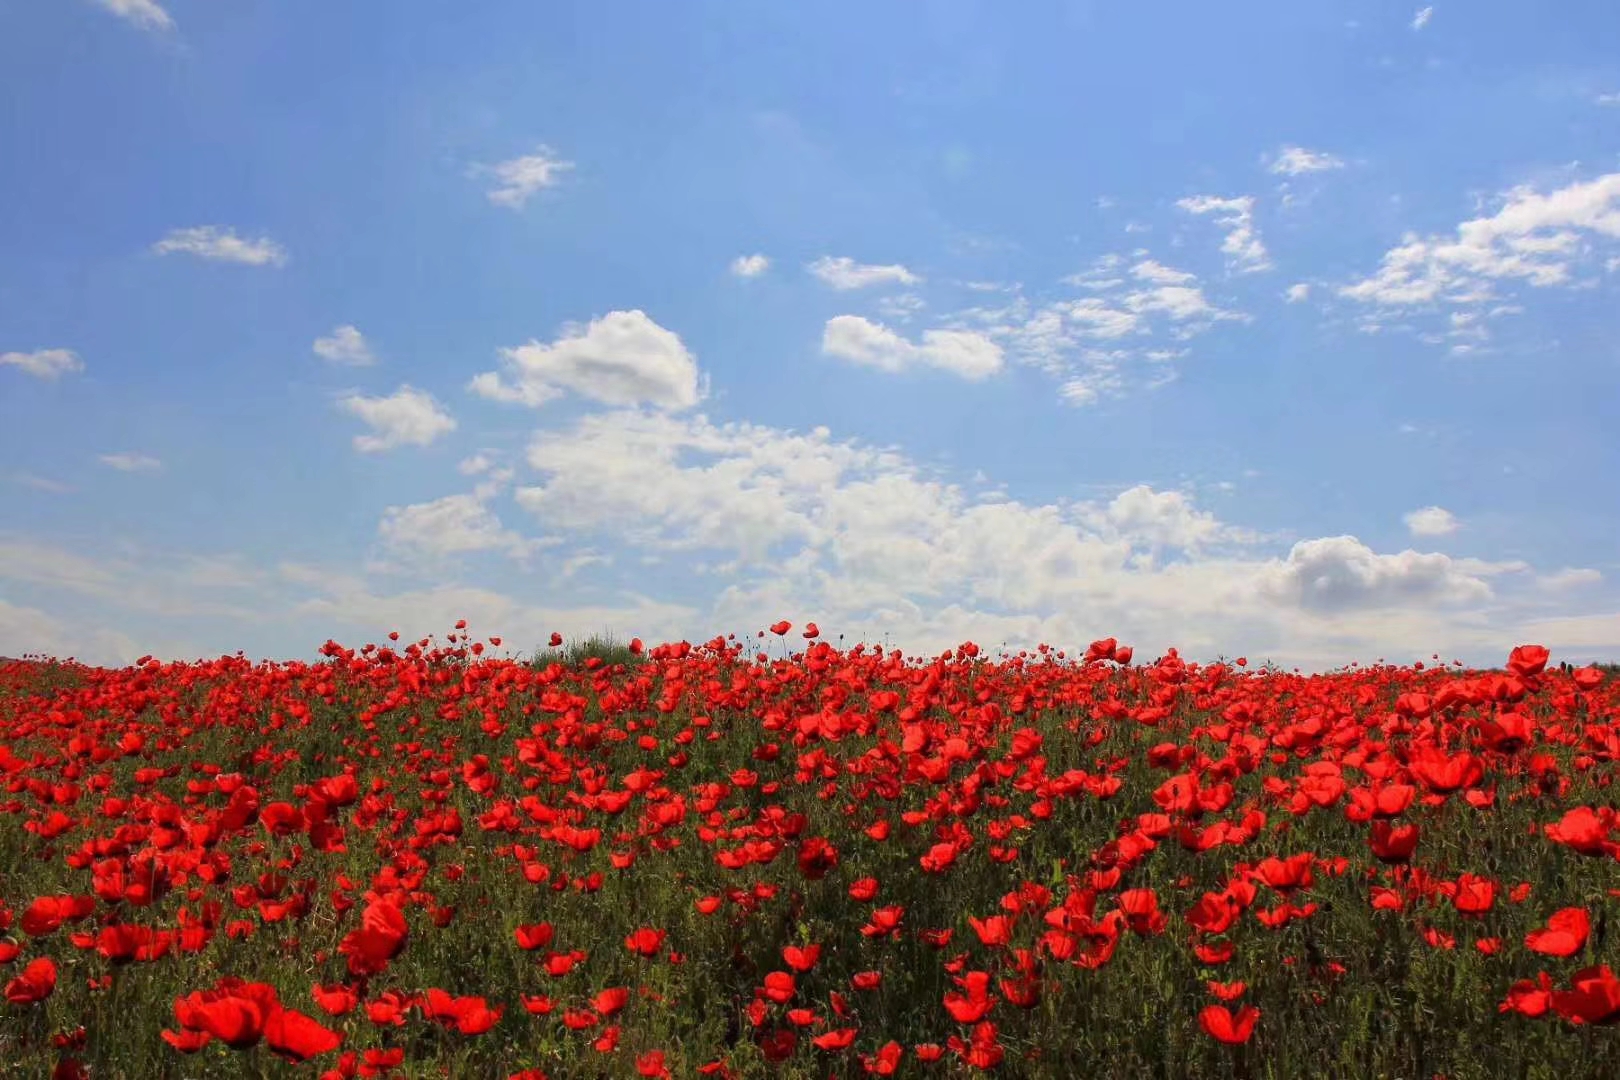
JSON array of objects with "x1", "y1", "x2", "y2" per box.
[{"x1": 532, "y1": 633, "x2": 648, "y2": 671}]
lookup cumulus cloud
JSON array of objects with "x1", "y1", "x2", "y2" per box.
[
  {"x1": 821, "y1": 316, "x2": 1004, "y2": 380},
  {"x1": 490, "y1": 408, "x2": 1582, "y2": 668},
  {"x1": 379, "y1": 493, "x2": 533, "y2": 561},
  {"x1": 98, "y1": 452, "x2": 161, "y2": 473},
  {"x1": 807, "y1": 256, "x2": 921, "y2": 290},
  {"x1": 4, "y1": 402, "x2": 1606, "y2": 670},
  {"x1": 339, "y1": 386, "x2": 456, "y2": 453},
  {"x1": 1258, "y1": 536, "x2": 1516, "y2": 613},
  {"x1": 312, "y1": 326, "x2": 377, "y2": 366},
  {"x1": 1412, "y1": 6, "x2": 1434, "y2": 30},
  {"x1": 469, "y1": 310, "x2": 702, "y2": 410},
  {"x1": 473, "y1": 147, "x2": 574, "y2": 209},
  {"x1": 1268, "y1": 146, "x2": 1346, "y2": 176},
  {"x1": 1285, "y1": 283, "x2": 1312, "y2": 303},
  {"x1": 1089, "y1": 485, "x2": 1238, "y2": 550},
  {"x1": 91, "y1": 0, "x2": 173, "y2": 32},
  {"x1": 1177, "y1": 196, "x2": 1271, "y2": 273},
  {"x1": 1, "y1": 349, "x2": 82, "y2": 379},
  {"x1": 1404, "y1": 506, "x2": 1459, "y2": 537},
  {"x1": 730, "y1": 254, "x2": 770, "y2": 278},
  {"x1": 152, "y1": 227, "x2": 287, "y2": 267}
]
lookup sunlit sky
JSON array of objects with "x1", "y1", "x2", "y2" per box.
[{"x1": 4, "y1": 1, "x2": 1620, "y2": 670}]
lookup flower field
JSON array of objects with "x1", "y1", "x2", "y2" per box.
[{"x1": 1, "y1": 626, "x2": 1618, "y2": 1079}]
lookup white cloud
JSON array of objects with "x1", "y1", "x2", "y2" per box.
[
  {"x1": 1132, "y1": 259, "x2": 1198, "y2": 285},
  {"x1": 493, "y1": 408, "x2": 1585, "y2": 669},
  {"x1": 1598, "y1": 93, "x2": 1620, "y2": 107},
  {"x1": 1062, "y1": 298, "x2": 1140, "y2": 338},
  {"x1": 730, "y1": 254, "x2": 770, "y2": 278},
  {"x1": 152, "y1": 227, "x2": 287, "y2": 267},
  {"x1": 339, "y1": 386, "x2": 456, "y2": 453},
  {"x1": 1259, "y1": 536, "x2": 1515, "y2": 613},
  {"x1": 1540, "y1": 568, "x2": 1604, "y2": 590},
  {"x1": 1285, "y1": 283, "x2": 1312, "y2": 303},
  {"x1": 458, "y1": 453, "x2": 494, "y2": 476},
  {"x1": 822, "y1": 316, "x2": 1004, "y2": 380},
  {"x1": 0, "y1": 597, "x2": 140, "y2": 668},
  {"x1": 1340, "y1": 172, "x2": 1620, "y2": 318},
  {"x1": 1412, "y1": 6, "x2": 1434, "y2": 30},
  {"x1": 5, "y1": 398, "x2": 1607, "y2": 672},
  {"x1": 1089, "y1": 485, "x2": 1237, "y2": 550},
  {"x1": 1124, "y1": 282, "x2": 1229, "y2": 323},
  {"x1": 1268, "y1": 146, "x2": 1346, "y2": 176},
  {"x1": 1177, "y1": 195, "x2": 1271, "y2": 273},
  {"x1": 379, "y1": 493, "x2": 533, "y2": 561},
  {"x1": 876, "y1": 293, "x2": 927, "y2": 321},
  {"x1": 807, "y1": 256, "x2": 921, "y2": 290},
  {"x1": 470, "y1": 310, "x2": 702, "y2": 410},
  {"x1": 0, "y1": 540, "x2": 274, "y2": 626},
  {"x1": 12, "y1": 473, "x2": 72, "y2": 493},
  {"x1": 943, "y1": 255, "x2": 1242, "y2": 405},
  {"x1": 1510, "y1": 611, "x2": 1620, "y2": 656},
  {"x1": 1, "y1": 349, "x2": 83, "y2": 379},
  {"x1": 1403, "y1": 505, "x2": 1459, "y2": 537},
  {"x1": 312, "y1": 325, "x2": 377, "y2": 366},
  {"x1": 91, "y1": 0, "x2": 173, "y2": 32},
  {"x1": 474, "y1": 147, "x2": 574, "y2": 209},
  {"x1": 98, "y1": 452, "x2": 161, "y2": 473}
]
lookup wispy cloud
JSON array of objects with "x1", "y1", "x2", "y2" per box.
[
  {"x1": 473, "y1": 147, "x2": 574, "y2": 209},
  {"x1": 12, "y1": 472, "x2": 73, "y2": 494},
  {"x1": 152, "y1": 227, "x2": 287, "y2": 267},
  {"x1": 99, "y1": 452, "x2": 162, "y2": 473},
  {"x1": 807, "y1": 256, "x2": 921, "y2": 290},
  {"x1": 1, "y1": 349, "x2": 83, "y2": 380},
  {"x1": 90, "y1": 0, "x2": 173, "y2": 32},
  {"x1": 1412, "y1": 6, "x2": 1434, "y2": 31},
  {"x1": 1177, "y1": 195, "x2": 1271, "y2": 273},
  {"x1": 1340, "y1": 171, "x2": 1620, "y2": 345},
  {"x1": 1268, "y1": 146, "x2": 1346, "y2": 176},
  {"x1": 730, "y1": 254, "x2": 770, "y2": 278}
]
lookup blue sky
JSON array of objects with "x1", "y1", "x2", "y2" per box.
[{"x1": 3, "y1": 0, "x2": 1620, "y2": 670}]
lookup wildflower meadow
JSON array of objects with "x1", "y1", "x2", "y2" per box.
[{"x1": 1, "y1": 626, "x2": 1618, "y2": 1078}]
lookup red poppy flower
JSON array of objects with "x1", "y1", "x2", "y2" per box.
[
  {"x1": 1552, "y1": 966, "x2": 1620, "y2": 1025},
  {"x1": 265, "y1": 1008, "x2": 343, "y2": 1063},
  {"x1": 624, "y1": 928, "x2": 666, "y2": 957},
  {"x1": 782, "y1": 944, "x2": 821, "y2": 972},
  {"x1": 4, "y1": 957, "x2": 57, "y2": 1005},
  {"x1": 1451, "y1": 874, "x2": 1497, "y2": 915},
  {"x1": 1527, "y1": 908, "x2": 1591, "y2": 958},
  {"x1": 1199, "y1": 1004, "x2": 1259, "y2": 1044}
]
